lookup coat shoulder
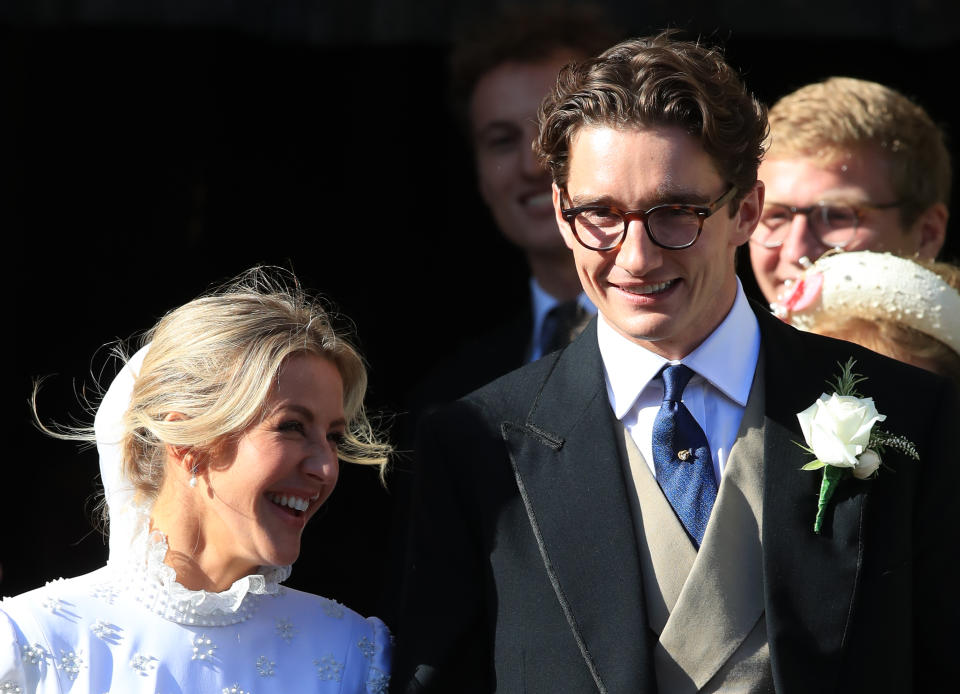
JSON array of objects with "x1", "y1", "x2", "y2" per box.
[
  {"x1": 461, "y1": 351, "x2": 562, "y2": 420},
  {"x1": 756, "y1": 301, "x2": 957, "y2": 439}
]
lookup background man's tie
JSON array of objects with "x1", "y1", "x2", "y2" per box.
[
  {"x1": 652, "y1": 364, "x2": 718, "y2": 546},
  {"x1": 542, "y1": 300, "x2": 589, "y2": 353}
]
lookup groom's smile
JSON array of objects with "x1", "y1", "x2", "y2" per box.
[{"x1": 553, "y1": 124, "x2": 760, "y2": 361}]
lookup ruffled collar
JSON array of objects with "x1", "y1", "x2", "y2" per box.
[{"x1": 107, "y1": 506, "x2": 291, "y2": 626}]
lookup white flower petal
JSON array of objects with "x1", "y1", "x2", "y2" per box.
[
  {"x1": 796, "y1": 401, "x2": 820, "y2": 445},
  {"x1": 853, "y1": 449, "x2": 882, "y2": 479},
  {"x1": 798, "y1": 392, "x2": 885, "y2": 469}
]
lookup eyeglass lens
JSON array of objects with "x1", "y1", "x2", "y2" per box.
[
  {"x1": 574, "y1": 207, "x2": 701, "y2": 249},
  {"x1": 755, "y1": 203, "x2": 858, "y2": 248}
]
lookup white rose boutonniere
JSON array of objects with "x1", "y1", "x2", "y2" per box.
[
  {"x1": 797, "y1": 359, "x2": 919, "y2": 533},
  {"x1": 797, "y1": 393, "x2": 885, "y2": 469}
]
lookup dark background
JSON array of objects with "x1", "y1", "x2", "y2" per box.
[{"x1": 5, "y1": 1, "x2": 959, "y2": 619}]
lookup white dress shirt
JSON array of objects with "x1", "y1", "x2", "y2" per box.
[
  {"x1": 598, "y1": 281, "x2": 761, "y2": 482},
  {"x1": 528, "y1": 278, "x2": 597, "y2": 363}
]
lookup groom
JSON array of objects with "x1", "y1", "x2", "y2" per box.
[{"x1": 393, "y1": 33, "x2": 958, "y2": 693}]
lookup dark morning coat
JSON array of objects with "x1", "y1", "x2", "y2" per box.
[{"x1": 392, "y1": 304, "x2": 959, "y2": 693}]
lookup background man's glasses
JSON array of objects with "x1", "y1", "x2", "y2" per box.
[
  {"x1": 751, "y1": 200, "x2": 901, "y2": 249},
  {"x1": 560, "y1": 185, "x2": 739, "y2": 251}
]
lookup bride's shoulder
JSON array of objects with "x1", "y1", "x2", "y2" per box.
[
  {"x1": 2, "y1": 568, "x2": 111, "y2": 613},
  {"x1": 269, "y1": 586, "x2": 390, "y2": 637},
  {"x1": 263, "y1": 587, "x2": 392, "y2": 685},
  {"x1": 1, "y1": 569, "x2": 113, "y2": 681}
]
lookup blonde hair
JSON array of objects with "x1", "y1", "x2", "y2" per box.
[
  {"x1": 37, "y1": 267, "x2": 390, "y2": 507},
  {"x1": 767, "y1": 77, "x2": 951, "y2": 227},
  {"x1": 809, "y1": 260, "x2": 960, "y2": 387}
]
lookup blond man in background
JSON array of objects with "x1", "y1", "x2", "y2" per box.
[{"x1": 749, "y1": 77, "x2": 951, "y2": 304}]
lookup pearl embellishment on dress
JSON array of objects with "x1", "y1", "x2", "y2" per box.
[{"x1": 105, "y1": 520, "x2": 290, "y2": 627}]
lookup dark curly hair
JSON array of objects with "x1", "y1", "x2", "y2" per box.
[{"x1": 535, "y1": 31, "x2": 768, "y2": 213}]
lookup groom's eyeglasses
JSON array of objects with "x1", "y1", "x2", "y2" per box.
[{"x1": 560, "y1": 185, "x2": 739, "y2": 251}]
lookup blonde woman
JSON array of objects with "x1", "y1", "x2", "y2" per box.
[{"x1": 1, "y1": 269, "x2": 392, "y2": 693}]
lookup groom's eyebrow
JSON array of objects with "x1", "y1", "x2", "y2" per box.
[{"x1": 567, "y1": 185, "x2": 712, "y2": 208}]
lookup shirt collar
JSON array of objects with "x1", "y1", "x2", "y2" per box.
[{"x1": 598, "y1": 280, "x2": 760, "y2": 418}]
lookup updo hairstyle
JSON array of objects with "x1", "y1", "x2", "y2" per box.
[{"x1": 121, "y1": 267, "x2": 390, "y2": 503}]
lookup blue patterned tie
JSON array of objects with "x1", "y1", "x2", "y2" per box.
[{"x1": 652, "y1": 364, "x2": 718, "y2": 547}]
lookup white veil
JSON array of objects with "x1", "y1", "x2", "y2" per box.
[
  {"x1": 91, "y1": 342, "x2": 292, "y2": 606},
  {"x1": 93, "y1": 344, "x2": 150, "y2": 562}
]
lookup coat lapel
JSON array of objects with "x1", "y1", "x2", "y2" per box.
[
  {"x1": 503, "y1": 319, "x2": 656, "y2": 694},
  {"x1": 755, "y1": 305, "x2": 866, "y2": 693}
]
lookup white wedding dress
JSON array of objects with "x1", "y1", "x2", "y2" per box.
[
  {"x1": 0, "y1": 347, "x2": 391, "y2": 693},
  {"x1": 0, "y1": 519, "x2": 391, "y2": 693}
]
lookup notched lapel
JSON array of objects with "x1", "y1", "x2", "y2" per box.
[{"x1": 502, "y1": 323, "x2": 655, "y2": 694}]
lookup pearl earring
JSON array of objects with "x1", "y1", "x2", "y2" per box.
[{"x1": 189, "y1": 463, "x2": 198, "y2": 488}]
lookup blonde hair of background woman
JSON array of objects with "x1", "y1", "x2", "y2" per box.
[{"x1": 806, "y1": 259, "x2": 960, "y2": 387}]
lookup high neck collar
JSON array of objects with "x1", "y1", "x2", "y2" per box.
[{"x1": 105, "y1": 505, "x2": 291, "y2": 627}]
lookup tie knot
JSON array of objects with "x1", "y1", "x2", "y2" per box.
[{"x1": 660, "y1": 364, "x2": 695, "y2": 403}]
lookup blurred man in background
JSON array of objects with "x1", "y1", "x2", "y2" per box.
[
  {"x1": 748, "y1": 77, "x2": 950, "y2": 305},
  {"x1": 415, "y1": 8, "x2": 618, "y2": 406}
]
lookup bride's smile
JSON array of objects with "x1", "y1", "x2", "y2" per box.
[{"x1": 154, "y1": 353, "x2": 345, "y2": 592}]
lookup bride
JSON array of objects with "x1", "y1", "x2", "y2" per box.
[{"x1": 1, "y1": 269, "x2": 392, "y2": 693}]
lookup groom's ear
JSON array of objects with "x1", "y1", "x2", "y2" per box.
[
  {"x1": 731, "y1": 181, "x2": 764, "y2": 246},
  {"x1": 554, "y1": 183, "x2": 577, "y2": 252}
]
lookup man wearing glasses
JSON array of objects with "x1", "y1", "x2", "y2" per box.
[
  {"x1": 748, "y1": 77, "x2": 950, "y2": 305},
  {"x1": 394, "y1": 34, "x2": 958, "y2": 693}
]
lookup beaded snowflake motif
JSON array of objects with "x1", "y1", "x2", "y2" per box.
[
  {"x1": 314, "y1": 654, "x2": 343, "y2": 682},
  {"x1": 20, "y1": 643, "x2": 49, "y2": 667},
  {"x1": 130, "y1": 653, "x2": 158, "y2": 676},
  {"x1": 275, "y1": 618, "x2": 296, "y2": 643},
  {"x1": 40, "y1": 596, "x2": 65, "y2": 614},
  {"x1": 0, "y1": 681, "x2": 24, "y2": 694},
  {"x1": 90, "y1": 583, "x2": 120, "y2": 605},
  {"x1": 367, "y1": 666, "x2": 390, "y2": 694},
  {"x1": 191, "y1": 634, "x2": 218, "y2": 661},
  {"x1": 319, "y1": 598, "x2": 344, "y2": 619},
  {"x1": 222, "y1": 685, "x2": 250, "y2": 694},
  {"x1": 255, "y1": 655, "x2": 275, "y2": 677},
  {"x1": 56, "y1": 650, "x2": 84, "y2": 681},
  {"x1": 89, "y1": 619, "x2": 122, "y2": 643},
  {"x1": 357, "y1": 636, "x2": 376, "y2": 660}
]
